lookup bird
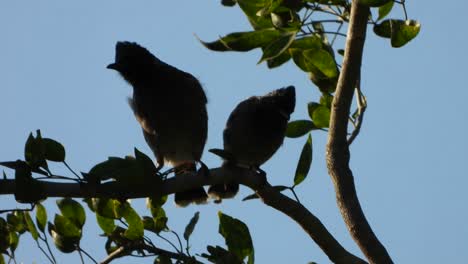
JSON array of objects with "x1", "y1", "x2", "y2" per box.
[
  {"x1": 208, "y1": 86, "x2": 296, "y2": 202},
  {"x1": 107, "y1": 41, "x2": 208, "y2": 207}
]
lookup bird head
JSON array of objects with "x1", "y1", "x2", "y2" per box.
[
  {"x1": 266, "y1": 86, "x2": 296, "y2": 119},
  {"x1": 107, "y1": 41, "x2": 159, "y2": 83}
]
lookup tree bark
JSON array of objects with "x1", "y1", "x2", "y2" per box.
[{"x1": 325, "y1": 1, "x2": 393, "y2": 263}]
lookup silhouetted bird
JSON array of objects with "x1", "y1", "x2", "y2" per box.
[
  {"x1": 208, "y1": 86, "x2": 296, "y2": 202},
  {"x1": 107, "y1": 41, "x2": 208, "y2": 207}
]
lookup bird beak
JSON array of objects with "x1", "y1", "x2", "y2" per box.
[{"x1": 106, "y1": 63, "x2": 118, "y2": 70}]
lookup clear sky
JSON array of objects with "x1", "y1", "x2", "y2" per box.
[{"x1": 0, "y1": 1, "x2": 466, "y2": 263}]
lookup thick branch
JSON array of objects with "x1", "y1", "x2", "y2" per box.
[
  {"x1": 0, "y1": 167, "x2": 366, "y2": 263},
  {"x1": 326, "y1": 1, "x2": 392, "y2": 263}
]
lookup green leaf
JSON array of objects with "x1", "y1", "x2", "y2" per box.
[
  {"x1": 293, "y1": 134, "x2": 313, "y2": 186},
  {"x1": 8, "y1": 231, "x2": 19, "y2": 252},
  {"x1": 48, "y1": 223, "x2": 78, "y2": 253},
  {"x1": 360, "y1": 0, "x2": 391, "y2": 7},
  {"x1": 312, "y1": 106, "x2": 331, "y2": 128},
  {"x1": 43, "y1": 138, "x2": 65, "y2": 162},
  {"x1": 377, "y1": 1, "x2": 394, "y2": 21},
  {"x1": 303, "y1": 49, "x2": 338, "y2": 78},
  {"x1": 96, "y1": 214, "x2": 116, "y2": 235},
  {"x1": 266, "y1": 51, "x2": 291, "y2": 69},
  {"x1": 285, "y1": 120, "x2": 316, "y2": 138},
  {"x1": 237, "y1": 0, "x2": 274, "y2": 29},
  {"x1": 319, "y1": 93, "x2": 333, "y2": 108},
  {"x1": 374, "y1": 19, "x2": 420, "y2": 47},
  {"x1": 221, "y1": 0, "x2": 237, "y2": 7},
  {"x1": 391, "y1": 19, "x2": 421, "y2": 48},
  {"x1": 184, "y1": 211, "x2": 200, "y2": 241},
  {"x1": 290, "y1": 35, "x2": 322, "y2": 50},
  {"x1": 258, "y1": 31, "x2": 297, "y2": 63},
  {"x1": 87, "y1": 198, "x2": 120, "y2": 219},
  {"x1": 199, "y1": 29, "x2": 281, "y2": 52},
  {"x1": 119, "y1": 203, "x2": 143, "y2": 240},
  {"x1": 218, "y1": 212, "x2": 254, "y2": 263},
  {"x1": 7, "y1": 212, "x2": 26, "y2": 234},
  {"x1": 307, "y1": 102, "x2": 320, "y2": 119},
  {"x1": 373, "y1": 19, "x2": 392, "y2": 38},
  {"x1": 54, "y1": 214, "x2": 81, "y2": 239},
  {"x1": 152, "y1": 208, "x2": 168, "y2": 233},
  {"x1": 0, "y1": 219, "x2": 9, "y2": 252},
  {"x1": 23, "y1": 211, "x2": 39, "y2": 241},
  {"x1": 56, "y1": 198, "x2": 86, "y2": 228},
  {"x1": 35, "y1": 203, "x2": 47, "y2": 232}
]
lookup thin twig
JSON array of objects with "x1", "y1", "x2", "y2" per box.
[
  {"x1": 347, "y1": 81, "x2": 367, "y2": 145},
  {"x1": 36, "y1": 240, "x2": 55, "y2": 264},
  {"x1": 157, "y1": 233, "x2": 181, "y2": 253},
  {"x1": 63, "y1": 161, "x2": 82, "y2": 181},
  {"x1": 170, "y1": 230, "x2": 184, "y2": 253}
]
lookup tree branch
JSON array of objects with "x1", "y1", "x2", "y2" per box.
[
  {"x1": 325, "y1": 1, "x2": 393, "y2": 263},
  {"x1": 0, "y1": 166, "x2": 366, "y2": 263}
]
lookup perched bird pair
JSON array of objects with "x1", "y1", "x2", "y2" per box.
[{"x1": 107, "y1": 41, "x2": 295, "y2": 206}]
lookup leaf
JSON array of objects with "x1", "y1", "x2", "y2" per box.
[
  {"x1": 237, "y1": 0, "x2": 274, "y2": 29},
  {"x1": 374, "y1": 19, "x2": 421, "y2": 47},
  {"x1": 155, "y1": 255, "x2": 173, "y2": 264},
  {"x1": 96, "y1": 214, "x2": 116, "y2": 235},
  {"x1": 184, "y1": 211, "x2": 200, "y2": 241},
  {"x1": 218, "y1": 212, "x2": 254, "y2": 263},
  {"x1": 319, "y1": 93, "x2": 333, "y2": 108},
  {"x1": 293, "y1": 134, "x2": 313, "y2": 186},
  {"x1": 24, "y1": 130, "x2": 48, "y2": 172},
  {"x1": 202, "y1": 245, "x2": 243, "y2": 264},
  {"x1": 152, "y1": 207, "x2": 168, "y2": 233},
  {"x1": 53, "y1": 214, "x2": 81, "y2": 239},
  {"x1": 391, "y1": 20, "x2": 421, "y2": 48},
  {"x1": 56, "y1": 198, "x2": 86, "y2": 228},
  {"x1": 199, "y1": 29, "x2": 281, "y2": 52},
  {"x1": 23, "y1": 211, "x2": 39, "y2": 241},
  {"x1": 89, "y1": 198, "x2": 120, "y2": 219},
  {"x1": 43, "y1": 138, "x2": 65, "y2": 162},
  {"x1": 290, "y1": 35, "x2": 322, "y2": 50},
  {"x1": 119, "y1": 203, "x2": 143, "y2": 240},
  {"x1": 35, "y1": 203, "x2": 47, "y2": 232},
  {"x1": 242, "y1": 185, "x2": 288, "y2": 201},
  {"x1": 258, "y1": 31, "x2": 297, "y2": 63},
  {"x1": 266, "y1": 51, "x2": 291, "y2": 69},
  {"x1": 48, "y1": 223, "x2": 78, "y2": 253},
  {"x1": 377, "y1": 1, "x2": 394, "y2": 21},
  {"x1": 8, "y1": 231, "x2": 19, "y2": 252},
  {"x1": 303, "y1": 49, "x2": 338, "y2": 78},
  {"x1": 373, "y1": 19, "x2": 392, "y2": 38},
  {"x1": 135, "y1": 148, "x2": 160, "y2": 180},
  {"x1": 0, "y1": 218, "x2": 9, "y2": 251},
  {"x1": 312, "y1": 106, "x2": 331, "y2": 128},
  {"x1": 285, "y1": 120, "x2": 316, "y2": 138},
  {"x1": 7, "y1": 212, "x2": 26, "y2": 234},
  {"x1": 87, "y1": 157, "x2": 140, "y2": 183},
  {"x1": 360, "y1": 0, "x2": 391, "y2": 7}
]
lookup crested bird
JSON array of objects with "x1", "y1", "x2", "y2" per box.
[
  {"x1": 208, "y1": 86, "x2": 296, "y2": 202},
  {"x1": 107, "y1": 41, "x2": 208, "y2": 207}
]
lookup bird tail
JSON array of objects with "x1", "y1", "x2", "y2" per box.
[
  {"x1": 208, "y1": 183, "x2": 239, "y2": 203},
  {"x1": 174, "y1": 162, "x2": 208, "y2": 207}
]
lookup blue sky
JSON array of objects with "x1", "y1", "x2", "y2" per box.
[{"x1": 0, "y1": 1, "x2": 466, "y2": 263}]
